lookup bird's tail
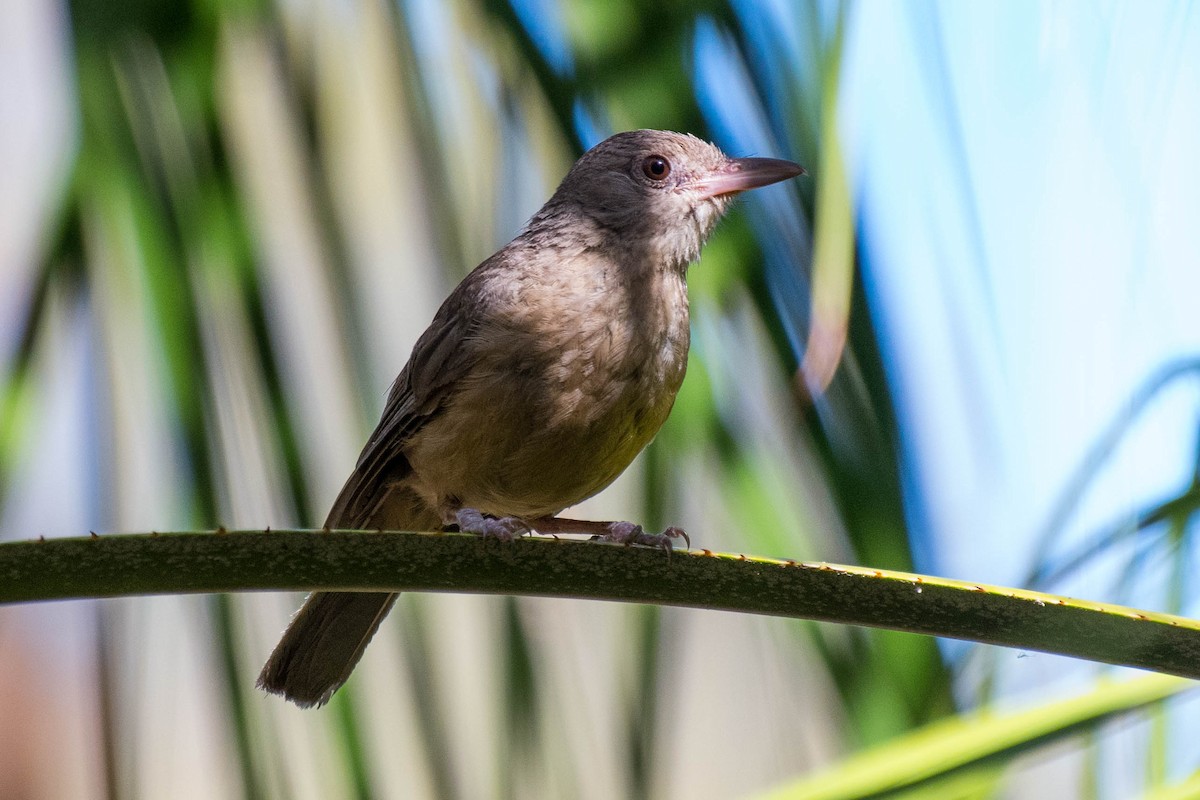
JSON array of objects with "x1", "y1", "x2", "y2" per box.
[
  {"x1": 257, "y1": 590, "x2": 399, "y2": 708},
  {"x1": 260, "y1": 455, "x2": 436, "y2": 707}
]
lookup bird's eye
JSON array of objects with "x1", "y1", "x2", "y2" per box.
[{"x1": 641, "y1": 155, "x2": 671, "y2": 181}]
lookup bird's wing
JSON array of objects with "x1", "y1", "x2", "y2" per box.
[{"x1": 323, "y1": 267, "x2": 491, "y2": 529}]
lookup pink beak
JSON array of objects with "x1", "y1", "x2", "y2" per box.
[{"x1": 689, "y1": 156, "x2": 806, "y2": 199}]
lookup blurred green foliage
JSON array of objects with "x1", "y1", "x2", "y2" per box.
[{"x1": 0, "y1": 0, "x2": 1193, "y2": 798}]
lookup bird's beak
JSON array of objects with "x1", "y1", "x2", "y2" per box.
[{"x1": 689, "y1": 157, "x2": 806, "y2": 200}]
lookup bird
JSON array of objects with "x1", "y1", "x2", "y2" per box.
[{"x1": 258, "y1": 129, "x2": 805, "y2": 707}]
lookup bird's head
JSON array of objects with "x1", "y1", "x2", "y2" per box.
[{"x1": 539, "y1": 130, "x2": 805, "y2": 269}]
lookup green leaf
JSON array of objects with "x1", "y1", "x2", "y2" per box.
[{"x1": 759, "y1": 673, "x2": 1192, "y2": 800}]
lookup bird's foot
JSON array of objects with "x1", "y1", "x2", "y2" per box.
[
  {"x1": 596, "y1": 521, "x2": 690, "y2": 554},
  {"x1": 455, "y1": 508, "x2": 530, "y2": 542}
]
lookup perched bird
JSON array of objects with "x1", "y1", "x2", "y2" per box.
[{"x1": 259, "y1": 130, "x2": 804, "y2": 707}]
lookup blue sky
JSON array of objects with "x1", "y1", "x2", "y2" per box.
[{"x1": 837, "y1": 1, "x2": 1200, "y2": 603}]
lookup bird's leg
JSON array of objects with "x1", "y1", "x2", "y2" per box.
[
  {"x1": 453, "y1": 508, "x2": 531, "y2": 542},
  {"x1": 528, "y1": 516, "x2": 689, "y2": 553}
]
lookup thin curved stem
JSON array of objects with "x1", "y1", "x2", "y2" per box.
[{"x1": 2, "y1": 529, "x2": 1199, "y2": 680}]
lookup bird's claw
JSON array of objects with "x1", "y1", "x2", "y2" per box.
[
  {"x1": 663, "y1": 526, "x2": 690, "y2": 550},
  {"x1": 597, "y1": 521, "x2": 689, "y2": 554},
  {"x1": 456, "y1": 508, "x2": 530, "y2": 542}
]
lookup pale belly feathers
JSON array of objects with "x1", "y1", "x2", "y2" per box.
[{"x1": 406, "y1": 265, "x2": 690, "y2": 519}]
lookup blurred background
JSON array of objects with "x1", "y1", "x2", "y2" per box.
[{"x1": 2, "y1": 0, "x2": 1199, "y2": 797}]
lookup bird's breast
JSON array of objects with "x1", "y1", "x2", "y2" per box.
[
  {"x1": 533, "y1": 265, "x2": 690, "y2": 428},
  {"x1": 407, "y1": 262, "x2": 691, "y2": 518}
]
